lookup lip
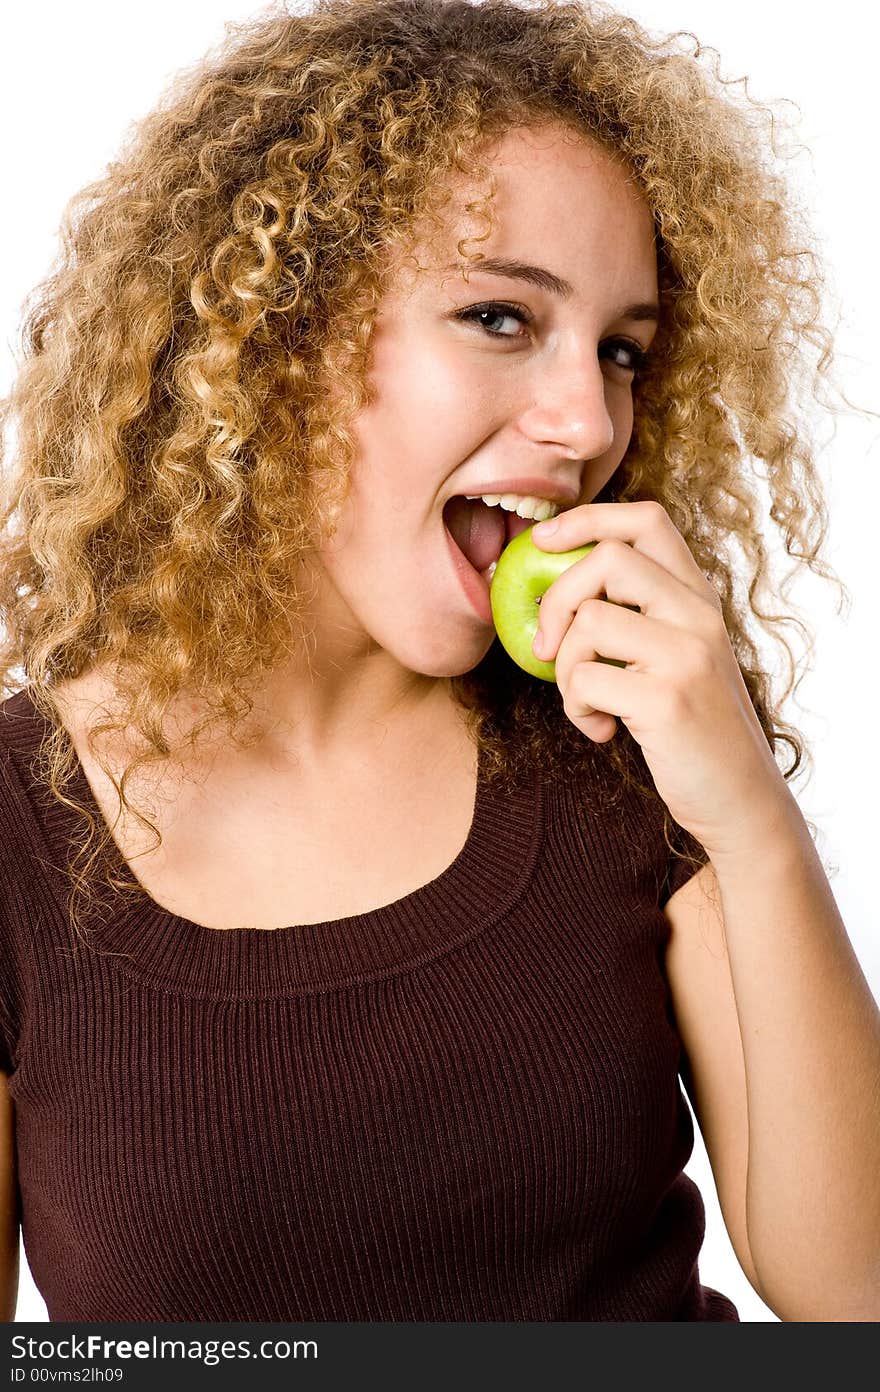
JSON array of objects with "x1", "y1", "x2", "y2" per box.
[
  {"x1": 443, "y1": 521, "x2": 494, "y2": 625},
  {"x1": 452, "y1": 477, "x2": 580, "y2": 508}
]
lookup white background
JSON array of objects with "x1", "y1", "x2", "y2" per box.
[{"x1": 2, "y1": 0, "x2": 877, "y2": 1323}]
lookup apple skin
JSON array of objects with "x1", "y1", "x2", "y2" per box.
[{"x1": 489, "y1": 525, "x2": 629, "y2": 681}]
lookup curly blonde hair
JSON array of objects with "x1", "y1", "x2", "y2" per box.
[{"x1": 0, "y1": 0, "x2": 855, "y2": 942}]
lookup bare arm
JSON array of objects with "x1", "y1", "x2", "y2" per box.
[{"x1": 708, "y1": 806, "x2": 880, "y2": 1321}]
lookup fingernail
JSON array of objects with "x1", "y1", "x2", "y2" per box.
[
  {"x1": 532, "y1": 517, "x2": 559, "y2": 537},
  {"x1": 532, "y1": 630, "x2": 544, "y2": 656}
]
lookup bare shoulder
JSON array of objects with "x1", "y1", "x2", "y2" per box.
[
  {"x1": 663, "y1": 863, "x2": 767, "y2": 1303},
  {"x1": 0, "y1": 1071, "x2": 19, "y2": 1322},
  {"x1": 50, "y1": 664, "x2": 214, "y2": 806}
]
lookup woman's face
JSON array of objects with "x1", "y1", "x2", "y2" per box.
[{"x1": 311, "y1": 121, "x2": 659, "y2": 681}]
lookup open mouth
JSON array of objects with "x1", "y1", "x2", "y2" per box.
[{"x1": 442, "y1": 496, "x2": 532, "y2": 583}]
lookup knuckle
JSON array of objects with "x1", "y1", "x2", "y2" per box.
[
  {"x1": 575, "y1": 596, "x2": 606, "y2": 622},
  {"x1": 594, "y1": 537, "x2": 627, "y2": 564},
  {"x1": 640, "y1": 499, "x2": 669, "y2": 527}
]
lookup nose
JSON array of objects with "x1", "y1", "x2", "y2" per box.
[{"x1": 517, "y1": 351, "x2": 617, "y2": 462}]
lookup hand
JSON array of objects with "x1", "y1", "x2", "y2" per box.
[{"x1": 530, "y1": 501, "x2": 793, "y2": 860}]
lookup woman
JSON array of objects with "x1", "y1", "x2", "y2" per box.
[{"x1": 1, "y1": 0, "x2": 878, "y2": 1322}]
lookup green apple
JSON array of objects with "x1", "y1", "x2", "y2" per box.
[{"x1": 489, "y1": 525, "x2": 629, "y2": 681}]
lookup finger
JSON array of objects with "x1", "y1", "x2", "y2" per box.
[
  {"x1": 536, "y1": 539, "x2": 718, "y2": 663},
  {"x1": 549, "y1": 603, "x2": 621, "y2": 724},
  {"x1": 557, "y1": 657, "x2": 648, "y2": 734},
  {"x1": 531, "y1": 500, "x2": 719, "y2": 611},
  {"x1": 540, "y1": 598, "x2": 671, "y2": 675}
]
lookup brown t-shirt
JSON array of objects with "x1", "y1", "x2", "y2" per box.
[{"x1": 0, "y1": 685, "x2": 737, "y2": 1321}]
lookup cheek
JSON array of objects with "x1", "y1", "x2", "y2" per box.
[
  {"x1": 608, "y1": 386, "x2": 635, "y2": 437},
  {"x1": 370, "y1": 327, "x2": 495, "y2": 424},
  {"x1": 579, "y1": 460, "x2": 615, "y2": 506},
  {"x1": 578, "y1": 398, "x2": 635, "y2": 500}
]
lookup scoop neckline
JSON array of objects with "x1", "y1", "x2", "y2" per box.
[{"x1": 1, "y1": 685, "x2": 545, "y2": 1000}]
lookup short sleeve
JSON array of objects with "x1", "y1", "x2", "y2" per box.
[{"x1": 659, "y1": 822, "x2": 711, "y2": 909}]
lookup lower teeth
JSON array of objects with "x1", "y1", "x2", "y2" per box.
[{"x1": 484, "y1": 560, "x2": 498, "y2": 583}]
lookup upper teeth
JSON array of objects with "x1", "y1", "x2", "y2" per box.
[{"x1": 464, "y1": 493, "x2": 561, "y2": 521}]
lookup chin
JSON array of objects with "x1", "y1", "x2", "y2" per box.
[
  {"x1": 407, "y1": 653, "x2": 489, "y2": 682},
  {"x1": 393, "y1": 631, "x2": 495, "y2": 682}
]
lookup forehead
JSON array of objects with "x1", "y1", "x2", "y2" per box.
[{"x1": 388, "y1": 122, "x2": 657, "y2": 301}]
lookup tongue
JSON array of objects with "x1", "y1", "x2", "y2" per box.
[{"x1": 444, "y1": 497, "x2": 507, "y2": 572}]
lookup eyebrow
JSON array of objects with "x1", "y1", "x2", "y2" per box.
[{"x1": 447, "y1": 255, "x2": 660, "y2": 323}]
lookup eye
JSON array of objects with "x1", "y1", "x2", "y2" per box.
[
  {"x1": 453, "y1": 301, "x2": 531, "y2": 339},
  {"x1": 454, "y1": 301, "x2": 652, "y2": 375},
  {"x1": 603, "y1": 338, "x2": 651, "y2": 375}
]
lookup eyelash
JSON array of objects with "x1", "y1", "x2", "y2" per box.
[{"x1": 454, "y1": 300, "x2": 652, "y2": 375}]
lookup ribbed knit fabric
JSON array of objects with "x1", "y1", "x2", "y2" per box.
[{"x1": 0, "y1": 685, "x2": 738, "y2": 1322}]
